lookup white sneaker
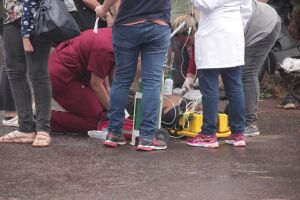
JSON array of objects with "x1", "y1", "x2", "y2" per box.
[{"x1": 2, "y1": 116, "x2": 19, "y2": 127}]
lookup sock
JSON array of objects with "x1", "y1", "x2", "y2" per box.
[{"x1": 4, "y1": 117, "x2": 14, "y2": 120}]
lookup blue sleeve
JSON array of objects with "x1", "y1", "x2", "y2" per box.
[{"x1": 21, "y1": 0, "x2": 39, "y2": 37}]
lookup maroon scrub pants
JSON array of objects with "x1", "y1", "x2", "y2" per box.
[{"x1": 49, "y1": 52, "x2": 104, "y2": 133}]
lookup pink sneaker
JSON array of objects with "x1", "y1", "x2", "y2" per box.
[
  {"x1": 186, "y1": 133, "x2": 219, "y2": 148},
  {"x1": 136, "y1": 138, "x2": 167, "y2": 151},
  {"x1": 225, "y1": 134, "x2": 246, "y2": 147}
]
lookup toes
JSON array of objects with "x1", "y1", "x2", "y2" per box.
[
  {"x1": 0, "y1": 131, "x2": 35, "y2": 143},
  {"x1": 32, "y1": 133, "x2": 51, "y2": 147}
]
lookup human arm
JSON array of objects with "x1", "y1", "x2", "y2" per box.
[
  {"x1": 95, "y1": 0, "x2": 119, "y2": 20},
  {"x1": 21, "y1": 0, "x2": 38, "y2": 52},
  {"x1": 83, "y1": 0, "x2": 114, "y2": 26},
  {"x1": 90, "y1": 72, "x2": 110, "y2": 110},
  {"x1": 22, "y1": 37, "x2": 34, "y2": 52},
  {"x1": 87, "y1": 44, "x2": 114, "y2": 108},
  {"x1": 111, "y1": 0, "x2": 120, "y2": 15},
  {"x1": 82, "y1": 0, "x2": 102, "y2": 9},
  {"x1": 182, "y1": 46, "x2": 196, "y2": 91}
]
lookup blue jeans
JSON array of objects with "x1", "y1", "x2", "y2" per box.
[
  {"x1": 108, "y1": 22, "x2": 170, "y2": 140},
  {"x1": 197, "y1": 66, "x2": 245, "y2": 135}
]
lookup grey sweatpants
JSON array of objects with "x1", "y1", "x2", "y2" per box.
[{"x1": 243, "y1": 21, "x2": 281, "y2": 126}]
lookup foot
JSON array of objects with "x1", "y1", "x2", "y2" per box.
[
  {"x1": 32, "y1": 132, "x2": 51, "y2": 147},
  {"x1": 186, "y1": 133, "x2": 219, "y2": 148},
  {"x1": 136, "y1": 138, "x2": 167, "y2": 151},
  {"x1": 244, "y1": 123, "x2": 260, "y2": 137},
  {"x1": 2, "y1": 115, "x2": 18, "y2": 127},
  {"x1": 225, "y1": 133, "x2": 246, "y2": 147},
  {"x1": 278, "y1": 95, "x2": 297, "y2": 109},
  {"x1": 104, "y1": 132, "x2": 126, "y2": 147},
  {"x1": 0, "y1": 130, "x2": 35, "y2": 143}
]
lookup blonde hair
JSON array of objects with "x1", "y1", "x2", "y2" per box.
[{"x1": 172, "y1": 11, "x2": 200, "y2": 36}]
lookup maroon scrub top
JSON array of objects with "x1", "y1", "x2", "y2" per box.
[{"x1": 52, "y1": 28, "x2": 114, "y2": 84}]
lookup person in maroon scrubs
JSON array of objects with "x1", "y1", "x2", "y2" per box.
[{"x1": 49, "y1": 28, "x2": 114, "y2": 133}]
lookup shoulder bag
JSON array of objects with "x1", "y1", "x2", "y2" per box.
[{"x1": 34, "y1": 0, "x2": 81, "y2": 43}]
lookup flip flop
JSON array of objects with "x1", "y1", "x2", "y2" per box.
[
  {"x1": 0, "y1": 130, "x2": 35, "y2": 143},
  {"x1": 32, "y1": 132, "x2": 51, "y2": 147}
]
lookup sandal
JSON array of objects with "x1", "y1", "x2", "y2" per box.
[
  {"x1": 0, "y1": 130, "x2": 35, "y2": 143},
  {"x1": 32, "y1": 132, "x2": 51, "y2": 147}
]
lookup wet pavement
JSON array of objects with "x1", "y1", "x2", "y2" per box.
[{"x1": 0, "y1": 98, "x2": 299, "y2": 200}]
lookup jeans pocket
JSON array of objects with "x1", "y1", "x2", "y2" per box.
[{"x1": 113, "y1": 25, "x2": 139, "y2": 49}]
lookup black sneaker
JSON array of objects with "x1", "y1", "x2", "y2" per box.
[
  {"x1": 104, "y1": 132, "x2": 126, "y2": 147},
  {"x1": 278, "y1": 92, "x2": 297, "y2": 109},
  {"x1": 136, "y1": 138, "x2": 167, "y2": 151}
]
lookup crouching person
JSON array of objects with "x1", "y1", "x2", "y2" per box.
[{"x1": 49, "y1": 28, "x2": 114, "y2": 133}]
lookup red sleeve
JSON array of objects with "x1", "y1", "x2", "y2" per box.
[
  {"x1": 87, "y1": 49, "x2": 114, "y2": 79},
  {"x1": 187, "y1": 45, "x2": 196, "y2": 75}
]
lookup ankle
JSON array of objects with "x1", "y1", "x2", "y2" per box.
[
  {"x1": 36, "y1": 131, "x2": 50, "y2": 136},
  {"x1": 4, "y1": 111, "x2": 17, "y2": 118}
]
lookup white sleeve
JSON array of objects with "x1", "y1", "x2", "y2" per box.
[
  {"x1": 240, "y1": 0, "x2": 253, "y2": 29},
  {"x1": 191, "y1": 0, "x2": 221, "y2": 12}
]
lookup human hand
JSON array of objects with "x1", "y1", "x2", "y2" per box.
[
  {"x1": 95, "y1": 5, "x2": 106, "y2": 21},
  {"x1": 182, "y1": 76, "x2": 195, "y2": 91},
  {"x1": 22, "y1": 37, "x2": 34, "y2": 52}
]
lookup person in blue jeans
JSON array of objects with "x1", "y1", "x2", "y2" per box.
[
  {"x1": 96, "y1": 0, "x2": 171, "y2": 151},
  {"x1": 186, "y1": 0, "x2": 252, "y2": 148}
]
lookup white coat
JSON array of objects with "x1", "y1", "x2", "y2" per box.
[{"x1": 191, "y1": 0, "x2": 252, "y2": 69}]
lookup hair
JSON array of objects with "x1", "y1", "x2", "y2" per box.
[
  {"x1": 288, "y1": 1, "x2": 300, "y2": 40},
  {"x1": 172, "y1": 11, "x2": 200, "y2": 36}
]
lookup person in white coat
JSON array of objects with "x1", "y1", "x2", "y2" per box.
[
  {"x1": 179, "y1": 0, "x2": 281, "y2": 137},
  {"x1": 186, "y1": 0, "x2": 251, "y2": 148}
]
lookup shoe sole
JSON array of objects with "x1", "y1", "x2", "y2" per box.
[
  {"x1": 283, "y1": 103, "x2": 296, "y2": 109},
  {"x1": 2, "y1": 121, "x2": 19, "y2": 127},
  {"x1": 104, "y1": 140, "x2": 126, "y2": 147},
  {"x1": 186, "y1": 142, "x2": 219, "y2": 148},
  {"x1": 136, "y1": 145, "x2": 167, "y2": 151},
  {"x1": 244, "y1": 132, "x2": 260, "y2": 137},
  {"x1": 225, "y1": 140, "x2": 246, "y2": 147}
]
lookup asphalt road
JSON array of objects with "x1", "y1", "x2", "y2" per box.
[{"x1": 0, "y1": 98, "x2": 299, "y2": 200}]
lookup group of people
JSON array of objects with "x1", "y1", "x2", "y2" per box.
[{"x1": 0, "y1": 0, "x2": 298, "y2": 151}]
